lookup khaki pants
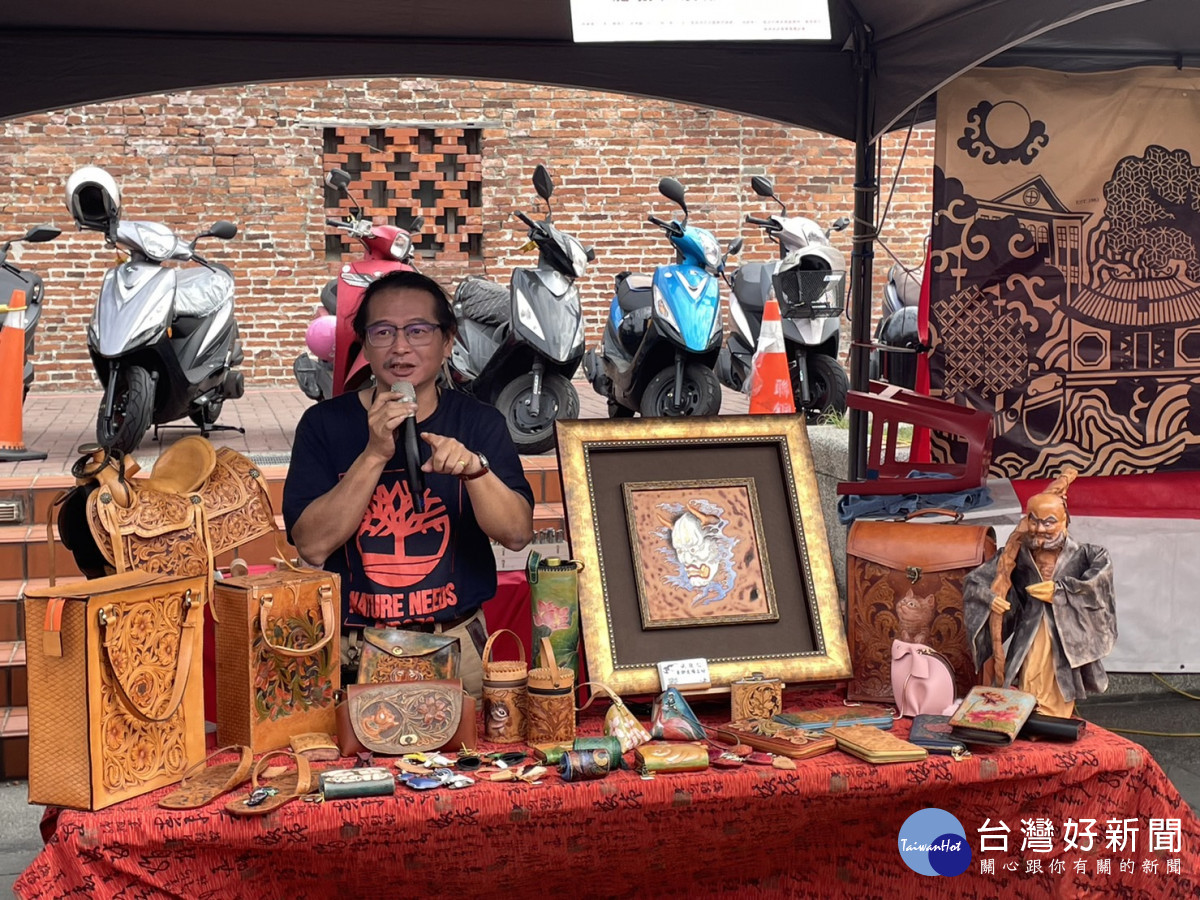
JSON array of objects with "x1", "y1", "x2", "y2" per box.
[{"x1": 340, "y1": 608, "x2": 488, "y2": 699}]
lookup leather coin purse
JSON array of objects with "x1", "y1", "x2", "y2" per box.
[
  {"x1": 825, "y1": 724, "x2": 928, "y2": 764},
  {"x1": 634, "y1": 741, "x2": 710, "y2": 774},
  {"x1": 649, "y1": 687, "x2": 706, "y2": 741}
]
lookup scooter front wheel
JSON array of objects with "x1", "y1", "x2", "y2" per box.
[
  {"x1": 799, "y1": 354, "x2": 850, "y2": 421},
  {"x1": 496, "y1": 372, "x2": 579, "y2": 455},
  {"x1": 96, "y1": 364, "x2": 154, "y2": 454},
  {"x1": 639, "y1": 363, "x2": 722, "y2": 418}
]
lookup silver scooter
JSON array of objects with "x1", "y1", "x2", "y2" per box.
[
  {"x1": 66, "y1": 166, "x2": 245, "y2": 452},
  {"x1": 717, "y1": 176, "x2": 850, "y2": 417}
]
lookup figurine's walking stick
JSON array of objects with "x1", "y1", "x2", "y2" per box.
[{"x1": 988, "y1": 518, "x2": 1028, "y2": 686}]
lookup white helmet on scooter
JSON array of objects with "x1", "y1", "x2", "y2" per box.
[{"x1": 65, "y1": 166, "x2": 121, "y2": 234}]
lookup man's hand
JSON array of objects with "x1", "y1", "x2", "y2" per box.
[
  {"x1": 365, "y1": 389, "x2": 415, "y2": 462},
  {"x1": 1026, "y1": 580, "x2": 1056, "y2": 604},
  {"x1": 420, "y1": 432, "x2": 481, "y2": 477},
  {"x1": 990, "y1": 595, "x2": 1011, "y2": 615}
]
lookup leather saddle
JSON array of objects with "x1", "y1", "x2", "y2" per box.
[{"x1": 57, "y1": 437, "x2": 280, "y2": 583}]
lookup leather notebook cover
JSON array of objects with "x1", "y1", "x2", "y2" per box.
[
  {"x1": 773, "y1": 704, "x2": 895, "y2": 732},
  {"x1": 947, "y1": 686, "x2": 1037, "y2": 745},
  {"x1": 908, "y1": 715, "x2": 969, "y2": 757},
  {"x1": 825, "y1": 724, "x2": 927, "y2": 764}
]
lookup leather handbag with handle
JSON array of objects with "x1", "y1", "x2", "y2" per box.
[
  {"x1": 481, "y1": 628, "x2": 528, "y2": 744},
  {"x1": 576, "y1": 681, "x2": 652, "y2": 753},
  {"x1": 356, "y1": 629, "x2": 460, "y2": 684},
  {"x1": 213, "y1": 567, "x2": 341, "y2": 752},
  {"x1": 846, "y1": 508, "x2": 995, "y2": 702},
  {"x1": 334, "y1": 680, "x2": 472, "y2": 756},
  {"x1": 22, "y1": 570, "x2": 208, "y2": 810},
  {"x1": 891, "y1": 639, "x2": 959, "y2": 718},
  {"x1": 525, "y1": 637, "x2": 576, "y2": 744}
]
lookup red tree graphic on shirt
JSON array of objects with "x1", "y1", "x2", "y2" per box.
[{"x1": 357, "y1": 480, "x2": 450, "y2": 589}]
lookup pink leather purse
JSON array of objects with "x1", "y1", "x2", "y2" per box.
[{"x1": 891, "y1": 640, "x2": 959, "y2": 718}]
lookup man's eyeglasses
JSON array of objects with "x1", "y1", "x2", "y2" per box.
[{"x1": 365, "y1": 321, "x2": 443, "y2": 348}]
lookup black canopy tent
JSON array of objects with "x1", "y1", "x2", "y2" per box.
[{"x1": 2, "y1": 0, "x2": 1198, "y2": 476}]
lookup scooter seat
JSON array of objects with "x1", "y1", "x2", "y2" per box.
[
  {"x1": 616, "y1": 273, "x2": 653, "y2": 313},
  {"x1": 455, "y1": 275, "x2": 509, "y2": 327},
  {"x1": 174, "y1": 266, "x2": 234, "y2": 317}
]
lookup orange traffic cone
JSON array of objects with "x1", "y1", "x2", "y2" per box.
[
  {"x1": 0, "y1": 289, "x2": 47, "y2": 461},
  {"x1": 748, "y1": 294, "x2": 796, "y2": 415}
]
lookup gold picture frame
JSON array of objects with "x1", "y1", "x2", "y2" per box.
[
  {"x1": 555, "y1": 415, "x2": 851, "y2": 695},
  {"x1": 622, "y1": 477, "x2": 779, "y2": 630}
]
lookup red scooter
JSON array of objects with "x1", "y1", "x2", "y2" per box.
[{"x1": 293, "y1": 169, "x2": 423, "y2": 400}]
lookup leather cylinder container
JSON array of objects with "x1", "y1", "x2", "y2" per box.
[{"x1": 481, "y1": 629, "x2": 527, "y2": 744}]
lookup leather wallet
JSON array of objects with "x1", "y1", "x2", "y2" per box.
[
  {"x1": 635, "y1": 741, "x2": 710, "y2": 774},
  {"x1": 908, "y1": 715, "x2": 970, "y2": 759},
  {"x1": 826, "y1": 724, "x2": 928, "y2": 764},
  {"x1": 948, "y1": 686, "x2": 1037, "y2": 746},
  {"x1": 290, "y1": 732, "x2": 340, "y2": 762},
  {"x1": 714, "y1": 720, "x2": 837, "y2": 760},
  {"x1": 318, "y1": 766, "x2": 396, "y2": 799},
  {"x1": 773, "y1": 704, "x2": 895, "y2": 732},
  {"x1": 1019, "y1": 712, "x2": 1087, "y2": 742}
]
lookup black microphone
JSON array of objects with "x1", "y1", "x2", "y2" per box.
[{"x1": 391, "y1": 380, "x2": 425, "y2": 512}]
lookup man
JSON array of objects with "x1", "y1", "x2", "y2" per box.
[
  {"x1": 283, "y1": 270, "x2": 534, "y2": 697},
  {"x1": 962, "y1": 472, "x2": 1115, "y2": 717}
]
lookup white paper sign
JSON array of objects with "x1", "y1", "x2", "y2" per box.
[
  {"x1": 571, "y1": 0, "x2": 831, "y2": 43},
  {"x1": 657, "y1": 658, "x2": 712, "y2": 690}
]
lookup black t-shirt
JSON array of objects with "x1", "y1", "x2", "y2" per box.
[{"x1": 282, "y1": 388, "x2": 534, "y2": 629}]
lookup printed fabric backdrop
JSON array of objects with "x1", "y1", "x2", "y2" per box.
[{"x1": 931, "y1": 67, "x2": 1200, "y2": 478}]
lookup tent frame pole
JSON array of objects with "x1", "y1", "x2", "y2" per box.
[{"x1": 847, "y1": 24, "x2": 877, "y2": 483}]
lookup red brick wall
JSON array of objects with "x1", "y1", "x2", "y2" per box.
[{"x1": 0, "y1": 78, "x2": 935, "y2": 390}]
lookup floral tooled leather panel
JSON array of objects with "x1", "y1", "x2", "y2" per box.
[{"x1": 346, "y1": 682, "x2": 462, "y2": 754}]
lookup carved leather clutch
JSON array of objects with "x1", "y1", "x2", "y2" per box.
[
  {"x1": 714, "y1": 720, "x2": 837, "y2": 760},
  {"x1": 634, "y1": 741, "x2": 710, "y2": 773},
  {"x1": 825, "y1": 724, "x2": 928, "y2": 764},
  {"x1": 335, "y1": 681, "x2": 463, "y2": 755}
]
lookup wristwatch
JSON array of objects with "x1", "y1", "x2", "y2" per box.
[{"x1": 460, "y1": 452, "x2": 490, "y2": 481}]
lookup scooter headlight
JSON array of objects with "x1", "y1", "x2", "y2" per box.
[
  {"x1": 515, "y1": 288, "x2": 546, "y2": 341},
  {"x1": 389, "y1": 232, "x2": 413, "y2": 262},
  {"x1": 698, "y1": 231, "x2": 721, "y2": 271},
  {"x1": 134, "y1": 223, "x2": 181, "y2": 261},
  {"x1": 652, "y1": 284, "x2": 681, "y2": 336},
  {"x1": 566, "y1": 236, "x2": 589, "y2": 278}
]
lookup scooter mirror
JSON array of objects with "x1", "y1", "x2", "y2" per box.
[
  {"x1": 326, "y1": 169, "x2": 352, "y2": 191},
  {"x1": 532, "y1": 164, "x2": 554, "y2": 202},
  {"x1": 832, "y1": 217, "x2": 851, "y2": 232},
  {"x1": 728, "y1": 237, "x2": 744, "y2": 256},
  {"x1": 24, "y1": 225, "x2": 61, "y2": 243},
  {"x1": 750, "y1": 175, "x2": 775, "y2": 198},
  {"x1": 659, "y1": 177, "x2": 688, "y2": 214},
  {"x1": 208, "y1": 221, "x2": 238, "y2": 240}
]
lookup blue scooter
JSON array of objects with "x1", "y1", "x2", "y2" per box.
[{"x1": 583, "y1": 177, "x2": 741, "y2": 417}]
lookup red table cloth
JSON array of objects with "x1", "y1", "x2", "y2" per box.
[{"x1": 16, "y1": 692, "x2": 1200, "y2": 899}]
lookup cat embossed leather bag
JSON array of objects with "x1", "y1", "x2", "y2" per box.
[
  {"x1": 846, "y1": 510, "x2": 995, "y2": 703},
  {"x1": 22, "y1": 571, "x2": 207, "y2": 810},
  {"x1": 213, "y1": 567, "x2": 340, "y2": 752}
]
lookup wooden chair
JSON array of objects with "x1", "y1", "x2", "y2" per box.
[{"x1": 837, "y1": 380, "x2": 993, "y2": 496}]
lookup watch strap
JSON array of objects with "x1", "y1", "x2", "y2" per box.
[{"x1": 459, "y1": 452, "x2": 490, "y2": 481}]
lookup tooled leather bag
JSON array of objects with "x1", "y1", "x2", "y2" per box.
[
  {"x1": 357, "y1": 629, "x2": 460, "y2": 684},
  {"x1": 22, "y1": 570, "x2": 208, "y2": 811},
  {"x1": 335, "y1": 680, "x2": 469, "y2": 756},
  {"x1": 213, "y1": 567, "x2": 341, "y2": 753},
  {"x1": 846, "y1": 510, "x2": 995, "y2": 703},
  {"x1": 891, "y1": 639, "x2": 958, "y2": 718}
]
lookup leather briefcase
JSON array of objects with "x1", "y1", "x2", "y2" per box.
[
  {"x1": 846, "y1": 510, "x2": 995, "y2": 703},
  {"x1": 213, "y1": 567, "x2": 340, "y2": 752},
  {"x1": 22, "y1": 571, "x2": 208, "y2": 810}
]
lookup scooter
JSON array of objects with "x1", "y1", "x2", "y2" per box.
[
  {"x1": 65, "y1": 166, "x2": 245, "y2": 453},
  {"x1": 0, "y1": 222, "x2": 60, "y2": 403},
  {"x1": 583, "y1": 177, "x2": 740, "y2": 418},
  {"x1": 449, "y1": 165, "x2": 592, "y2": 454},
  {"x1": 869, "y1": 260, "x2": 925, "y2": 390},
  {"x1": 716, "y1": 176, "x2": 850, "y2": 418},
  {"x1": 293, "y1": 168, "x2": 423, "y2": 400}
]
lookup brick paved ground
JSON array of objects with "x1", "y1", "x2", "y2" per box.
[{"x1": 2, "y1": 378, "x2": 750, "y2": 478}]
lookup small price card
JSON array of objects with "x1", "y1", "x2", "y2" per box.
[{"x1": 657, "y1": 658, "x2": 712, "y2": 691}]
